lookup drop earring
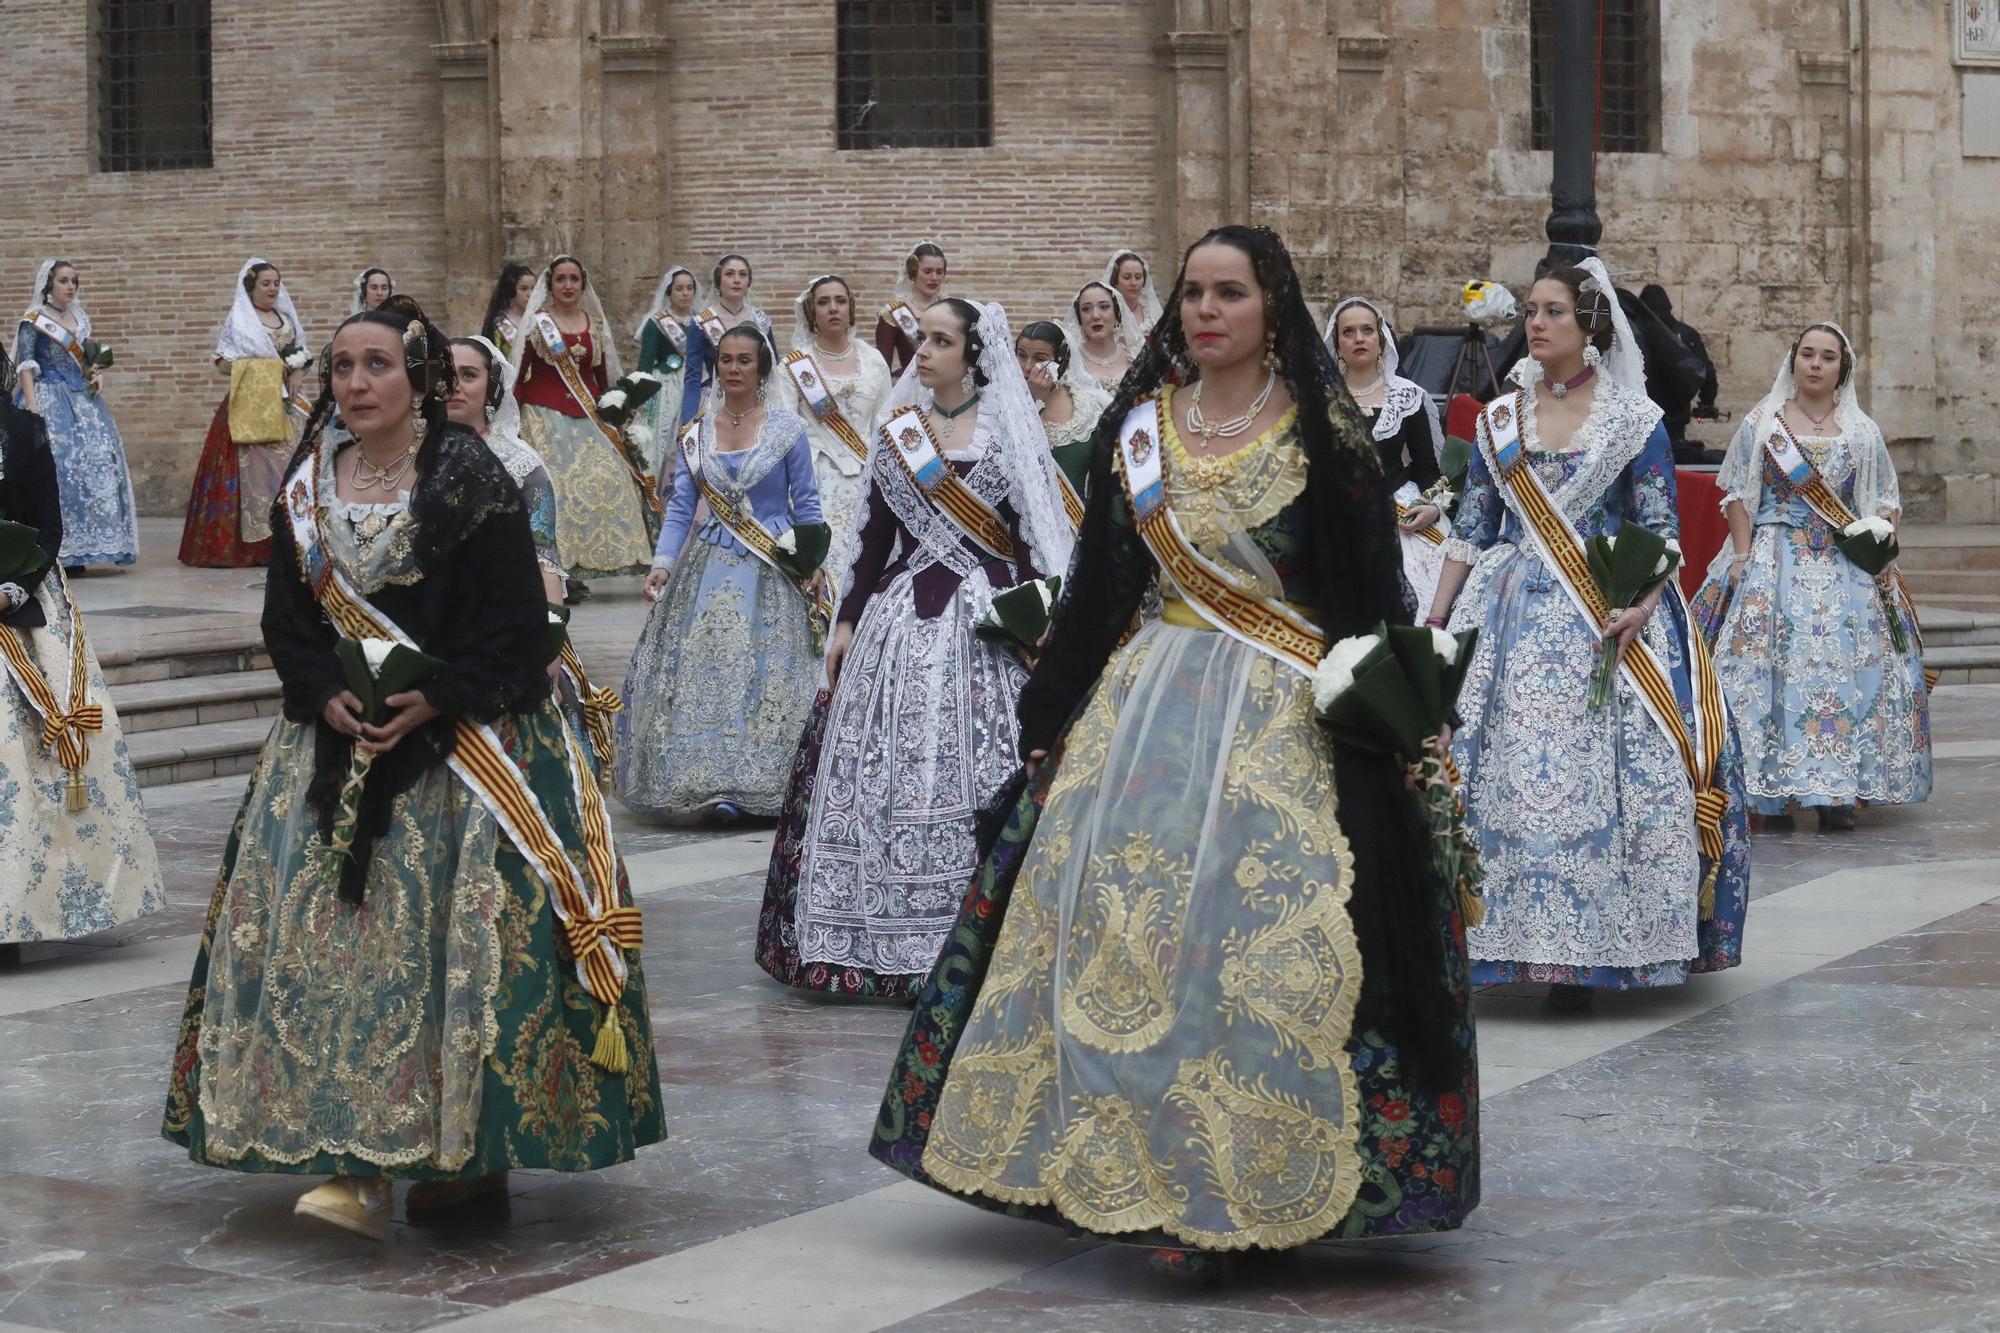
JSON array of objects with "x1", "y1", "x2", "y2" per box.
[
  {"x1": 1261, "y1": 330, "x2": 1278, "y2": 371},
  {"x1": 960, "y1": 366, "x2": 976, "y2": 393},
  {"x1": 1582, "y1": 344, "x2": 1604, "y2": 368}
]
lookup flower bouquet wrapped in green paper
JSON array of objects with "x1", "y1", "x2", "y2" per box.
[
  {"x1": 546, "y1": 602, "x2": 572, "y2": 665},
  {"x1": 1424, "y1": 434, "x2": 1474, "y2": 521},
  {"x1": 597, "y1": 370, "x2": 668, "y2": 430},
  {"x1": 1313, "y1": 621, "x2": 1484, "y2": 925},
  {"x1": 1584, "y1": 523, "x2": 1681, "y2": 709},
  {"x1": 1838, "y1": 515, "x2": 1908, "y2": 654},
  {"x1": 328, "y1": 636, "x2": 447, "y2": 901},
  {"x1": 0, "y1": 518, "x2": 53, "y2": 585},
  {"x1": 976, "y1": 575, "x2": 1062, "y2": 650},
  {"x1": 772, "y1": 521, "x2": 834, "y2": 652},
  {"x1": 80, "y1": 339, "x2": 113, "y2": 396}
]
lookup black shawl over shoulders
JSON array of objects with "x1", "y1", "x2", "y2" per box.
[
  {"x1": 262, "y1": 423, "x2": 552, "y2": 879},
  {"x1": 0, "y1": 399, "x2": 62, "y2": 630},
  {"x1": 1016, "y1": 396, "x2": 1464, "y2": 1091}
]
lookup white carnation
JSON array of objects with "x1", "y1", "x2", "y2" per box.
[
  {"x1": 1429, "y1": 627, "x2": 1458, "y2": 662},
  {"x1": 599, "y1": 388, "x2": 628, "y2": 411},
  {"x1": 549, "y1": 609, "x2": 565, "y2": 624},
  {"x1": 774, "y1": 528, "x2": 798, "y2": 555},
  {"x1": 359, "y1": 638, "x2": 395, "y2": 678},
  {"x1": 626, "y1": 422, "x2": 653, "y2": 451},
  {"x1": 1654, "y1": 537, "x2": 1682, "y2": 580},
  {"x1": 1843, "y1": 515, "x2": 1894, "y2": 542},
  {"x1": 1036, "y1": 577, "x2": 1055, "y2": 612},
  {"x1": 1312, "y1": 633, "x2": 1380, "y2": 713}
]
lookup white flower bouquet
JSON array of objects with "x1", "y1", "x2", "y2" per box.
[
  {"x1": 1837, "y1": 515, "x2": 1907, "y2": 652},
  {"x1": 976, "y1": 575, "x2": 1062, "y2": 650}
]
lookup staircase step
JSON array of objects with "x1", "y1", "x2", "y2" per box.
[
  {"x1": 1900, "y1": 570, "x2": 2000, "y2": 599},
  {"x1": 128, "y1": 715, "x2": 273, "y2": 789},
  {"x1": 95, "y1": 627, "x2": 271, "y2": 688},
  {"x1": 112, "y1": 668, "x2": 284, "y2": 735},
  {"x1": 1922, "y1": 643, "x2": 2000, "y2": 688}
]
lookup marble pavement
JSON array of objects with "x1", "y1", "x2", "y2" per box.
[{"x1": 0, "y1": 520, "x2": 1995, "y2": 1331}]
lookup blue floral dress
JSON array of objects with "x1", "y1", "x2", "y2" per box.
[
  {"x1": 1445, "y1": 377, "x2": 1750, "y2": 989},
  {"x1": 13, "y1": 314, "x2": 140, "y2": 566}
]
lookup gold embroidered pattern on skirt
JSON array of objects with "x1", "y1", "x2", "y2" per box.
[
  {"x1": 1058, "y1": 833, "x2": 1192, "y2": 1053},
  {"x1": 1040, "y1": 1092, "x2": 1189, "y2": 1233},
  {"x1": 922, "y1": 1022, "x2": 1057, "y2": 1199}
]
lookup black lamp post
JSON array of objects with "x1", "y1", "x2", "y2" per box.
[{"x1": 1543, "y1": 0, "x2": 1603, "y2": 272}]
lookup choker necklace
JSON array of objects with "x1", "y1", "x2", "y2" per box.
[
  {"x1": 717, "y1": 302, "x2": 747, "y2": 320},
  {"x1": 813, "y1": 337, "x2": 854, "y2": 359},
  {"x1": 1542, "y1": 366, "x2": 1595, "y2": 399},
  {"x1": 1081, "y1": 343, "x2": 1121, "y2": 370},
  {"x1": 1186, "y1": 371, "x2": 1278, "y2": 443},
  {"x1": 930, "y1": 391, "x2": 981, "y2": 441},
  {"x1": 720, "y1": 401, "x2": 757, "y2": 428}
]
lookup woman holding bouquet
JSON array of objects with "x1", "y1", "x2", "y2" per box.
[
  {"x1": 1692, "y1": 324, "x2": 1931, "y2": 828},
  {"x1": 509, "y1": 254, "x2": 654, "y2": 581},
  {"x1": 179, "y1": 258, "x2": 309, "y2": 567},
  {"x1": 1426, "y1": 261, "x2": 1750, "y2": 1006},
  {"x1": 616, "y1": 325, "x2": 824, "y2": 821},
  {"x1": 631, "y1": 264, "x2": 702, "y2": 480},
  {"x1": 872, "y1": 226, "x2": 1480, "y2": 1258},
  {"x1": 0, "y1": 347, "x2": 162, "y2": 944},
  {"x1": 13, "y1": 260, "x2": 141, "y2": 569},
  {"x1": 1327, "y1": 296, "x2": 1448, "y2": 612},
  {"x1": 755, "y1": 297, "x2": 1072, "y2": 998},
  {"x1": 163, "y1": 297, "x2": 664, "y2": 1242},
  {"x1": 770, "y1": 274, "x2": 892, "y2": 582}
]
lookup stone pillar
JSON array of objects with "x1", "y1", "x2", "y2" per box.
[
  {"x1": 599, "y1": 2, "x2": 674, "y2": 325},
  {"x1": 434, "y1": 0, "x2": 499, "y2": 333},
  {"x1": 1157, "y1": 0, "x2": 1243, "y2": 256}
]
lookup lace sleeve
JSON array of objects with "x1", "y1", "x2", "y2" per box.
[
  {"x1": 1857, "y1": 417, "x2": 1901, "y2": 519},
  {"x1": 1715, "y1": 415, "x2": 1761, "y2": 513},
  {"x1": 1016, "y1": 441, "x2": 1153, "y2": 757}
]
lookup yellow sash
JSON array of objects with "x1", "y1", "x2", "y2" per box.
[
  {"x1": 1397, "y1": 501, "x2": 1446, "y2": 546},
  {"x1": 677, "y1": 422, "x2": 834, "y2": 625},
  {"x1": 782, "y1": 349, "x2": 869, "y2": 464}
]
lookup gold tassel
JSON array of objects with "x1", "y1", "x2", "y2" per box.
[
  {"x1": 1456, "y1": 874, "x2": 1485, "y2": 930},
  {"x1": 65, "y1": 767, "x2": 86, "y2": 813},
  {"x1": 591, "y1": 1008, "x2": 630, "y2": 1074},
  {"x1": 1698, "y1": 858, "x2": 1719, "y2": 920}
]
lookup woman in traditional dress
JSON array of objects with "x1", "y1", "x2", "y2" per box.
[
  {"x1": 1427, "y1": 260, "x2": 1751, "y2": 1006},
  {"x1": 162, "y1": 297, "x2": 663, "y2": 1242},
  {"x1": 1691, "y1": 324, "x2": 1931, "y2": 829},
  {"x1": 1103, "y1": 248, "x2": 1163, "y2": 358},
  {"x1": 1014, "y1": 318, "x2": 1110, "y2": 504},
  {"x1": 617, "y1": 326, "x2": 823, "y2": 822},
  {"x1": 179, "y1": 259, "x2": 309, "y2": 568},
  {"x1": 679, "y1": 254, "x2": 775, "y2": 428},
  {"x1": 12, "y1": 260, "x2": 141, "y2": 569},
  {"x1": 1327, "y1": 296, "x2": 1448, "y2": 612},
  {"x1": 755, "y1": 297, "x2": 1074, "y2": 998},
  {"x1": 349, "y1": 267, "x2": 394, "y2": 314},
  {"x1": 872, "y1": 225, "x2": 1479, "y2": 1259},
  {"x1": 480, "y1": 262, "x2": 535, "y2": 361},
  {"x1": 874, "y1": 240, "x2": 948, "y2": 376},
  {"x1": 770, "y1": 274, "x2": 893, "y2": 582},
  {"x1": 631, "y1": 264, "x2": 702, "y2": 481},
  {"x1": 0, "y1": 346, "x2": 163, "y2": 945},
  {"x1": 1064, "y1": 281, "x2": 1131, "y2": 393},
  {"x1": 509, "y1": 254, "x2": 655, "y2": 582}
]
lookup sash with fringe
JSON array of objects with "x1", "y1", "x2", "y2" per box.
[
  {"x1": 531, "y1": 313, "x2": 661, "y2": 518},
  {"x1": 880, "y1": 406, "x2": 1014, "y2": 560},
  {"x1": 282, "y1": 452, "x2": 642, "y2": 1070},
  {"x1": 782, "y1": 349, "x2": 869, "y2": 464},
  {"x1": 1480, "y1": 393, "x2": 1730, "y2": 902},
  {"x1": 1116, "y1": 396, "x2": 1323, "y2": 677},
  {"x1": 0, "y1": 571, "x2": 101, "y2": 812}
]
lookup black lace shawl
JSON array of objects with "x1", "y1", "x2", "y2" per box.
[
  {"x1": 1015, "y1": 397, "x2": 1466, "y2": 1092},
  {"x1": 261, "y1": 423, "x2": 552, "y2": 894},
  {"x1": 0, "y1": 397, "x2": 61, "y2": 630}
]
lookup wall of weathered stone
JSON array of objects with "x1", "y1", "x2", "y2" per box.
[{"x1": 0, "y1": 1, "x2": 447, "y2": 514}]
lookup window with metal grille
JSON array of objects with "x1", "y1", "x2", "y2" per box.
[
  {"x1": 93, "y1": 0, "x2": 213, "y2": 172},
  {"x1": 1530, "y1": 0, "x2": 1660, "y2": 154},
  {"x1": 836, "y1": 0, "x2": 991, "y2": 151}
]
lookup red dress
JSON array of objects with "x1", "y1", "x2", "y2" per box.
[{"x1": 178, "y1": 396, "x2": 272, "y2": 568}]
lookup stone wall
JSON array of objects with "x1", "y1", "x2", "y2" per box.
[{"x1": 0, "y1": 0, "x2": 447, "y2": 514}]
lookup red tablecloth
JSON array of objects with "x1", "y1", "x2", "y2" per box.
[{"x1": 1675, "y1": 467, "x2": 1727, "y2": 598}]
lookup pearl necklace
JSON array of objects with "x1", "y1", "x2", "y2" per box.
[
  {"x1": 1185, "y1": 371, "x2": 1278, "y2": 443},
  {"x1": 1080, "y1": 342, "x2": 1122, "y2": 371},
  {"x1": 812, "y1": 336, "x2": 855, "y2": 360},
  {"x1": 1343, "y1": 373, "x2": 1386, "y2": 399},
  {"x1": 349, "y1": 441, "x2": 417, "y2": 493}
]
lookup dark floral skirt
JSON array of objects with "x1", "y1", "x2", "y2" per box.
[{"x1": 178, "y1": 400, "x2": 272, "y2": 569}]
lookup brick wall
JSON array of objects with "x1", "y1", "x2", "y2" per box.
[{"x1": 0, "y1": 1, "x2": 446, "y2": 515}]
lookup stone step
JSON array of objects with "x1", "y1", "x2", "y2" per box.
[
  {"x1": 111, "y1": 668, "x2": 284, "y2": 735},
  {"x1": 1923, "y1": 643, "x2": 2000, "y2": 687},
  {"x1": 127, "y1": 715, "x2": 273, "y2": 789},
  {"x1": 1900, "y1": 569, "x2": 2000, "y2": 600},
  {"x1": 96, "y1": 627, "x2": 272, "y2": 688}
]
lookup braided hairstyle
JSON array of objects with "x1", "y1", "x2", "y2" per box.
[
  {"x1": 1054, "y1": 224, "x2": 1464, "y2": 1090},
  {"x1": 937, "y1": 297, "x2": 991, "y2": 388}
]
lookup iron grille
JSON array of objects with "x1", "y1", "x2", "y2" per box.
[
  {"x1": 836, "y1": 0, "x2": 992, "y2": 150},
  {"x1": 1530, "y1": 0, "x2": 1659, "y2": 154},
  {"x1": 94, "y1": 0, "x2": 213, "y2": 172}
]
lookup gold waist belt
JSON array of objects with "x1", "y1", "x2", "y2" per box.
[{"x1": 1160, "y1": 592, "x2": 1321, "y2": 631}]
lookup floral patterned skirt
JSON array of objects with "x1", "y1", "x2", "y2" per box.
[
  {"x1": 162, "y1": 703, "x2": 665, "y2": 1177},
  {"x1": 178, "y1": 399, "x2": 276, "y2": 568},
  {"x1": 0, "y1": 578, "x2": 163, "y2": 942},
  {"x1": 18, "y1": 378, "x2": 140, "y2": 567},
  {"x1": 521, "y1": 405, "x2": 653, "y2": 580},
  {"x1": 871, "y1": 623, "x2": 1480, "y2": 1249}
]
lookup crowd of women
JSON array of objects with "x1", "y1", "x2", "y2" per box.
[{"x1": 0, "y1": 226, "x2": 1931, "y2": 1260}]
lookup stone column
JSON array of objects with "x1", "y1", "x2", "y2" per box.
[
  {"x1": 434, "y1": 0, "x2": 499, "y2": 332},
  {"x1": 599, "y1": 2, "x2": 674, "y2": 325},
  {"x1": 1157, "y1": 0, "x2": 1242, "y2": 255}
]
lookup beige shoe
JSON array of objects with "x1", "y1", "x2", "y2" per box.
[
  {"x1": 294, "y1": 1177, "x2": 392, "y2": 1241},
  {"x1": 405, "y1": 1172, "x2": 509, "y2": 1217}
]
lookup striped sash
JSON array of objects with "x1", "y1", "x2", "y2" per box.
[
  {"x1": 677, "y1": 422, "x2": 833, "y2": 625},
  {"x1": 880, "y1": 407, "x2": 1015, "y2": 560},
  {"x1": 782, "y1": 349, "x2": 869, "y2": 464},
  {"x1": 531, "y1": 314, "x2": 661, "y2": 517},
  {"x1": 23, "y1": 309, "x2": 86, "y2": 370},
  {"x1": 0, "y1": 571, "x2": 101, "y2": 811}
]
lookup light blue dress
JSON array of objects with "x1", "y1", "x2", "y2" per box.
[
  {"x1": 614, "y1": 408, "x2": 822, "y2": 819},
  {"x1": 13, "y1": 314, "x2": 140, "y2": 566},
  {"x1": 1445, "y1": 377, "x2": 1750, "y2": 990},
  {"x1": 1689, "y1": 416, "x2": 1931, "y2": 813}
]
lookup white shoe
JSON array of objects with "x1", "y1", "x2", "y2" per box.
[{"x1": 294, "y1": 1177, "x2": 392, "y2": 1241}]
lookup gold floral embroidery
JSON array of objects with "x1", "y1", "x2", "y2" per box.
[
  {"x1": 1221, "y1": 663, "x2": 1337, "y2": 853},
  {"x1": 1058, "y1": 833, "x2": 1192, "y2": 1052},
  {"x1": 1167, "y1": 1052, "x2": 1361, "y2": 1250},
  {"x1": 1218, "y1": 875, "x2": 1357, "y2": 1069},
  {"x1": 1040, "y1": 1093, "x2": 1188, "y2": 1233},
  {"x1": 922, "y1": 1022, "x2": 1057, "y2": 1199},
  {"x1": 981, "y1": 859, "x2": 1059, "y2": 1005},
  {"x1": 1153, "y1": 384, "x2": 1307, "y2": 549}
]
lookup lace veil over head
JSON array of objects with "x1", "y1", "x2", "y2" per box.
[
  {"x1": 348, "y1": 267, "x2": 393, "y2": 316},
  {"x1": 1325, "y1": 295, "x2": 1442, "y2": 447},
  {"x1": 634, "y1": 265, "x2": 701, "y2": 342},
  {"x1": 1101, "y1": 249, "x2": 1162, "y2": 357},
  {"x1": 792, "y1": 274, "x2": 855, "y2": 351},
  {"x1": 509, "y1": 255, "x2": 622, "y2": 384},
  {"x1": 1510, "y1": 256, "x2": 1646, "y2": 397},
  {"x1": 215, "y1": 257, "x2": 307, "y2": 363},
  {"x1": 29, "y1": 259, "x2": 90, "y2": 340}
]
